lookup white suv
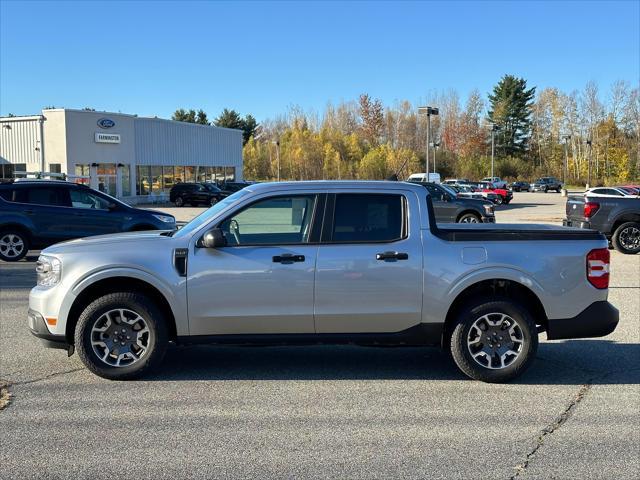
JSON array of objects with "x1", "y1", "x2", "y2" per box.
[{"x1": 482, "y1": 177, "x2": 507, "y2": 189}]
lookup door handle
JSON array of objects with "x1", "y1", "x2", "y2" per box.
[
  {"x1": 272, "y1": 253, "x2": 305, "y2": 264},
  {"x1": 376, "y1": 251, "x2": 409, "y2": 261}
]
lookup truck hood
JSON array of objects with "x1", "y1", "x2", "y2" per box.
[{"x1": 42, "y1": 230, "x2": 173, "y2": 254}]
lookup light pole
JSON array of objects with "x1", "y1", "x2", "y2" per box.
[
  {"x1": 562, "y1": 135, "x2": 571, "y2": 185},
  {"x1": 418, "y1": 106, "x2": 439, "y2": 178},
  {"x1": 586, "y1": 139, "x2": 592, "y2": 188},
  {"x1": 490, "y1": 124, "x2": 500, "y2": 179},
  {"x1": 429, "y1": 141, "x2": 440, "y2": 173},
  {"x1": 272, "y1": 140, "x2": 281, "y2": 181}
]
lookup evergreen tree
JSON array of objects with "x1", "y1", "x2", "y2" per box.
[
  {"x1": 487, "y1": 75, "x2": 536, "y2": 156},
  {"x1": 214, "y1": 109, "x2": 258, "y2": 145}
]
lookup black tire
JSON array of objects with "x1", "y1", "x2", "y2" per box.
[
  {"x1": 612, "y1": 222, "x2": 640, "y2": 254},
  {"x1": 0, "y1": 229, "x2": 30, "y2": 262},
  {"x1": 74, "y1": 292, "x2": 168, "y2": 380},
  {"x1": 543, "y1": 186, "x2": 548, "y2": 193},
  {"x1": 495, "y1": 195, "x2": 503, "y2": 205},
  {"x1": 209, "y1": 197, "x2": 218, "y2": 207},
  {"x1": 450, "y1": 298, "x2": 538, "y2": 383},
  {"x1": 457, "y1": 213, "x2": 481, "y2": 224},
  {"x1": 556, "y1": 188, "x2": 561, "y2": 193},
  {"x1": 174, "y1": 196, "x2": 184, "y2": 207}
]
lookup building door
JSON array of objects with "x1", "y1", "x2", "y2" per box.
[{"x1": 96, "y1": 164, "x2": 117, "y2": 197}]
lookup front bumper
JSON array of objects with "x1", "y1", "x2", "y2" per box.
[
  {"x1": 563, "y1": 218, "x2": 592, "y2": 229},
  {"x1": 482, "y1": 216, "x2": 496, "y2": 223},
  {"x1": 28, "y1": 309, "x2": 68, "y2": 349},
  {"x1": 546, "y1": 301, "x2": 619, "y2": 340}
]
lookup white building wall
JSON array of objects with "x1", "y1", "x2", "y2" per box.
[{"x1": 0, "y1": 116, "x2": 42, "y2": 170}]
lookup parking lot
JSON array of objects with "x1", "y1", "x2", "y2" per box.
[{"x1": 1, "y1": 191, "x2": 638, "y2": 479}]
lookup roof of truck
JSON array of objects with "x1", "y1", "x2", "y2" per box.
[{"x1": 243, "y1": 180, "x2": 427, "y2": 193}]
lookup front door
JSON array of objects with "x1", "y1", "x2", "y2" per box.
[
  {"x1": 314, "y1": 192, "x2": 423, "y2": 333},
  {"x1": 187, "y1": 194, "x2": 320, "y2": 335}
]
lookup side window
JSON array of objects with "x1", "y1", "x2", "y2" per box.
[
  {"x1": 332, "y1": 194, "x2": 404, "y2": 243},
  {"x1": 26, "y1": 187, "x2": 70, "y2": 207},
  {"x1": 70, "y1": 189, "x2": 111, "y2": 209},
  {"x1": 220, "y1": 195, "x2": 316, "y2": 246},
  {"x1": 0, "y1": 188, "x2": 14, "y2": 202},
  {"x1": 425, "y1": 185, "x2": 444, "y2": 201}
]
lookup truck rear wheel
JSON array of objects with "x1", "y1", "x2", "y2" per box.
[
  {"x1": 450, "y1": 299, "x2": 538, "y2": 383},
  {"x1": 612, "y1": 222, "x2": 640, "y2": 254},
  {"x1": 75, "y1": 292, "x2": 168, "y2": 380}
]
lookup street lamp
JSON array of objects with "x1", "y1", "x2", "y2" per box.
[
  {"x1": 429, "y1": 141, "x2": 441, "y2": 173},
  {"x1": 585, "y1": 139, "x2": 592, "y2": 188},
  {"x1": 271, "y1": 140, "x2": 281, "y2": 181},
  {"x1": 490, "y1": 124, "x2": 500, "y2": 179},
  {"x1": 418, "y1": 106, "x2": 439, "y2": 178},
  {"x1": 562, "y1": 135, "x2": 571, "y2": 185}
]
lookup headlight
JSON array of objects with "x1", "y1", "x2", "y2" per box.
[
  {"x1": 36, "y1": 255, "x2": 62, "y2": 287},
  {"x1": 152, "y1": 214, "x2": 175, "y2": 223},
  {"x1": 483, "y1": 204, "x2": 495, "y2": 215}
]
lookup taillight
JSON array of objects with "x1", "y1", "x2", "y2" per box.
[
  {"x1": 587, "y1": 248, "x2": 610, "y2": 289},
  {"x1": 584, "y1": 202, "x2": 600, "y2": 218}
]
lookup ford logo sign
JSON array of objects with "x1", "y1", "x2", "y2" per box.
[{"x1": 97, "y1": 118, "x2": 115, "y2": 129}]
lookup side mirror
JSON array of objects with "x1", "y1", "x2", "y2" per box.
[{"x1": 201, "y1": 227, "x2": 227, "y2": 248}]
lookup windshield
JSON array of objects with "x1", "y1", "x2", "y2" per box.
[
  {"x1": 173, "y1": 189, "x2": 251, "y2": 238},
  {"x1": 203, "y1": 183, "x2": 221, "y2": 192},
  {"x1": 440, "y1": 184, "x2": 458, "y2": 197}
]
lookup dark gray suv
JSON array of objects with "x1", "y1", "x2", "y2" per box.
[
  {"x1": 0, "y1": 180, "x2": 176, "y2": 261},
  {"x1": 410, "y1": 182, "x2": 495, "y2": 223}
]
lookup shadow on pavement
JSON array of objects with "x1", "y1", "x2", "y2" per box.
[
  {"x1": 148, "y1": 340, "x2": 640, "y2": 385},
  {"x1": 498, "y1": 203, "x2": 555, "y2": 210}
]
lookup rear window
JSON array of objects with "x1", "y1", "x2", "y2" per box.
[{"x1": 331, "y1": 194, "x2": 404, "y2": 243}]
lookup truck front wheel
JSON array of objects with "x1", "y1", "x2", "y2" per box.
[
  {"x1": 75, "y1": 292, "x2": 168, "y2": 380},
  {"x1": 450, "y1": 299, "x2": 538, "y2": 383}
]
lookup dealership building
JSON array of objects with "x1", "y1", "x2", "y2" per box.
[{"x1": 0, "y1": 109, "x2": 243, "y2": 202}]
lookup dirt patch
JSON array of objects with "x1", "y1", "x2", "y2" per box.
[{"x1": 0, "y1": 380, "x2": 11, "y2": 411}]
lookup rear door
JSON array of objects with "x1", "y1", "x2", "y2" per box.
[
  {"x1": 424, "y1": 183, "x2": 457, "y2": 222},
  {"x1": 13, "y1": 185, "x2": 74, "y2": 244},
  {"x1": 314, "y1": 190, "x2": 423, "y2": 333}
]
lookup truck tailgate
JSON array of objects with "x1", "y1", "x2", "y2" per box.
[{"x1": 566, "y1": 196, "x2": 586, "y2": 222}]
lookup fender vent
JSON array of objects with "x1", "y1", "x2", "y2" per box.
[{"x1": 173, "y1": 248, "x2": 188, "y2": 277}]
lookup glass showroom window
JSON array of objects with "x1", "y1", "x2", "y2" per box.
[
  {"x1": 150, "y1": 166, "x2": 163, "y2": 193},
  {"x1": 174, "y1": 166, "x2": 184, "y2": 184},
  {"x1": 49, "y1": 163, "x2": 61, "y2": 174},
  {"x1": 184, "y1": 166, "x2": 196, "y2": 183},
  {"x1": 74, "y1": 164, "x2": 90, "y2": 185},
  {"x1": 137, "y1": 166, "x2": 151, "y2": 195},
  {"x1": 162, "y1": 166, "x2": 175, "y2": 193},
  {"x1": 121, "y1": 165, "x2": 131, "y2": 196}
]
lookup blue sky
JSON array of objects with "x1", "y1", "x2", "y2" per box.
[{"x1": 1, "y1": 0, "x2": 638, "y2": 121}]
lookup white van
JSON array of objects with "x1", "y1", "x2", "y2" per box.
[{"x1": 408, "y1": 173, "x2": 441, "y2": 183}]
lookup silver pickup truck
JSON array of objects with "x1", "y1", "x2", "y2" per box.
[{"x1": 29, "y1": 181, "x2": 619, "y2": 383}]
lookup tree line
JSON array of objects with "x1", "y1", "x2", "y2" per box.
[{"x1": 175, "y1": 75, "x2": 640, "y2": 185}]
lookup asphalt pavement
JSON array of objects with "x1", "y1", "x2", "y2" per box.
[{"x1": 1, "y1": 191, "x2": 639, "y2": 479}]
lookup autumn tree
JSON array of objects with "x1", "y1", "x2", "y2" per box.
[{"x1": 358, "y1": 94, "x2": 384, "y2": 146}]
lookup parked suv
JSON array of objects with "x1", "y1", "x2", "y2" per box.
[
  {"x1": 169, "y1": 182, "x2": 226, "y2": 207},
  {"x1": 411, "y1": 182, "x2": 495, "y2": 223},
  {"x1": 0, "y1": 180, "x2": 175, "y2": 262},
  {"x1": 531, "y1": 177, "x2": 562, "y2": 193}
]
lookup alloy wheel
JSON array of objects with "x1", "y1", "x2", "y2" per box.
[
  {"x1": 619, "y1": 225, "x2": 640, "y2": 250},
  {"x1": 0, "y1": 233, "x2": 25, "y2": 259},
  {"x1": 459, "y1": 214, "x2": 480, "y2": 223},
  {"x1": 466, "y1": 313, "x2": 525, "y2": 369},
  {"x1": 90, "y1": 308, "x2": 151, "y2": 367}
]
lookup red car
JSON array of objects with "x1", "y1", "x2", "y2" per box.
[{"x1": 476, "y1": 181, "x2": 513, "y2": 205}]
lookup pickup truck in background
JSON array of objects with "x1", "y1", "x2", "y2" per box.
[
  {"x1": 409, "y1": 181, "x2": 495, "y2": 223},
  {"x1": 564, "y1": 194, "x2": 640, "y2": 254},
  {"x1": 29, "y1": 181, "x2": 618, "y2": 383}
]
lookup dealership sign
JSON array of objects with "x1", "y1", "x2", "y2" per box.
[
  {"x1": 95, "y1": 132, "x2": 121, "y2": 144},
  {"x1": 97, "y1": 118, "x2": 115, "y2": 129}
]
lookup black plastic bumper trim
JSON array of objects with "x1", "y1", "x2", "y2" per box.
[
  {"x1": 177, "y1": 323, "x2": 444, "y2": 347},
  {"x1": 28, "y1": 309, "x2": 68, "y2": 350},
  {"x1": 546, "y1": 301, "x2": 619, "y2": 340}
]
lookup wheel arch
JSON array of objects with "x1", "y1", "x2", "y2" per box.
[
  {"x1": 611, "y1": 213, "x2": 640, "y2": 233},
  {"x1": 65, "y1": 276, "x2": 178, "y2": 344},
  {"x1": 442, "y1": 278, "x2": 548, "y2": 349},
  {"x1": 0, "y1": 222, "x2": 33, "y2": 241},
  {"x1": 455, "y1": 210, "x2": 482, "y2": 222}
]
